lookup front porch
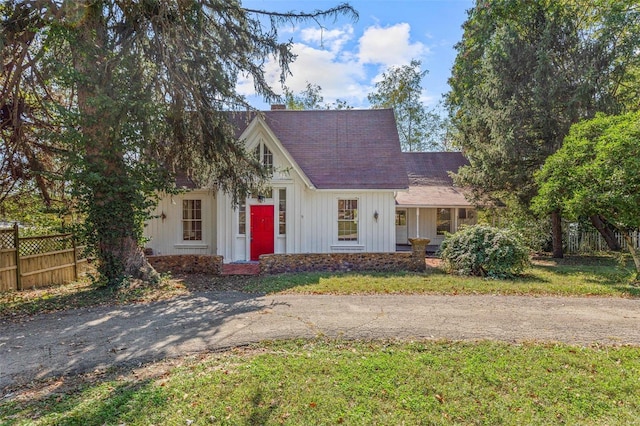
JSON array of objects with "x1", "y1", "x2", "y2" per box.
[{"x1": 395, "y1": 206, "x2": 477, "y2": 250}]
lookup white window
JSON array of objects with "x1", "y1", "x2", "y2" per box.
[
  {"x1": 436, "y1": 208, "x2": 451, "y2": 236},
  {"x1": 278, "y1": 189, "x2": 286, "y2": 235},
  {"x1": 182, "y1": 200, "x2": 202, "y2": 241},
  {"x1": 338, "y1": 199, "x2": 358, "y2": 241},
  {"x1": 254, "y1": 142, "x2": 273, "y2": 170},
  {"x1": 238, "y1": 201, "x2": 246, "y2": 235}
]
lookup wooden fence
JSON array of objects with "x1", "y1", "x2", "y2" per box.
[
  {"x1": 565, "y1": 228, "x2": 640, "y2": 254},
  {"x1": 0, "y1": 224, "x2": 87, "y2": 292}
]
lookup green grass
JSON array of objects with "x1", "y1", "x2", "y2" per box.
[
  {"x1": 3, "y1": 339, "x2": 639, "y2": 425},
  {"x1": 246, "y1": 257, "x2": 640, "y2": 297},
  {"x1": 1, "y1": 256, "x2": 637, "y2": 322}
]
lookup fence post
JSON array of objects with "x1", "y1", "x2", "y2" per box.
[
  {"x1": 14, "y1": 222, "x2": 22, "y2": 291},
  {"x1": 72, "y1": 235, "x2": 78, "y2": 280}
]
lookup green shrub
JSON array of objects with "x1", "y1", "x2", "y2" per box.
[{"x1": 439, "y1": 225, "x2": 530, "y2": 278}]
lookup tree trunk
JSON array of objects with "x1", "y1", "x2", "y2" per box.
[
  {"x1": 589, "y1": 215, "x2": 621, "y2": 251},
  {"x1": 75, "y1": 2, "x2": 159, "y2": 287},
  {"x1": 551, "y1": 210, "x2": 563, "y2": 258},
  {"x1": 622, "y1": 232, "x2": 640, "y2": 282}
]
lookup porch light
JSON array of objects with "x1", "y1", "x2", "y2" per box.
[{"x1": 373, "y1": 210, "x2": 379, "y2": 222}]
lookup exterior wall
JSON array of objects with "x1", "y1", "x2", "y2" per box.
[
  {"x1": 144, "y1": 190, "x2": 216, "y2": 256},
  {"x1": 217, "y1": 185, "x2": 398, "y2": 262},
  {"x1": 300, "y1": 190, "x2": 396, "y2": 254}
]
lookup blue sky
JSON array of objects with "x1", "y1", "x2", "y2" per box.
[{"x1": 240, "y1": 0, "x2": 475, "y2": 109}]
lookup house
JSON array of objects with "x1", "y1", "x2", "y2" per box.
[
  {"x1": 395, "y1": 152, "x2": 477, "y2": 250},
  {"x1": 144, "y1": 108, "x2": 409, "y2": 262},
  {"x1": 143, "y1": 108, "x2": 475, "y2": 262}
]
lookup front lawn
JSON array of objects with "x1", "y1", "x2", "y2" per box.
[
  {"x1": 246, "y1": 256, "x2": 640, "y2": 297},
  {"x1": 1, "y1": 255, "x2": 637, "y2": 321},
  {"x1": 2, "y1": 339, "x2": 639, "y2": 425}
]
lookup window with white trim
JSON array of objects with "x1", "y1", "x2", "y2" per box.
[
  {"x1": 278, "y1": 189, "x2": 286, "y2": 235},
  {"x1": 338, "y1": 199, "x2": 358, "y2": 241},
  {"x1": 182, "y1": 200, "x2": 202, "y2": 241},
  {"x1": 254, "y1": 142, "x2": 273, "y2": 170},
  {"x1": 238, "y1": 200, "x2": 246, "y2": 235},
  {"x1": 436, "y1": 208, "x2": 451, "y2": 236}
]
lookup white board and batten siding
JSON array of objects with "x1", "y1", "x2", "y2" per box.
[
  {"x1": 216, "y1": 185, "x2": 397, "y2": 263},
  {"x1": 144, "y1": 190, "x2": 217, "y2": 256},
  {"x1": 300, "y1": 190, "x2": 396, "y2": 254}
]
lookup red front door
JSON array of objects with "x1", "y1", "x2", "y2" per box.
[{"x1": 250, "y1": 205, "x2": 274, "y2": 261}]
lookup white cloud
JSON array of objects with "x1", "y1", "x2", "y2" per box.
[
  {"x1": 238, "y1": 22, "x2": 430, "y2": 108},
  {"x1": 300, "y1": 25, "x2": 354, "y2": 52},
  {"x1": 357, "y1": 23, "x2": 429, "y2": 67}
]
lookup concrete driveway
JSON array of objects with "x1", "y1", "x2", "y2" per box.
[{"x1": 2, "y1": 292, "x2": 640, "y2": 390}]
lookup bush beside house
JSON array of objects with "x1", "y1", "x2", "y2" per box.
[{"x1": 439, "y1": 225, "x2": 530, "y2": 278}]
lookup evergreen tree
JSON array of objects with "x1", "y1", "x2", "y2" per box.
[
  {"x1": 0, "y1": 0, "x2": 356, "y2": 286},
  {"x1": 447, "y1": 0, "x2": 640, "y2": 257}
]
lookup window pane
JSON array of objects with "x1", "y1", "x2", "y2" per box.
[
  {"x1": 183, "y1": 200, "x2": 203, "y2": 240},
  {"x1": 338, "y1": 199, "x2": 358, "y2": 241},
  {"x1": 238, "y1": 201, "x2": 246, "y2": 234},
  {"x1": 436, "y1": 208, "x2": 451, "y2": 236},
  {"x1": 263, "y1": 145, "x2": 273, "y2": 170},
  {"x1": 278, "y1": 189, "x2": 286, "y2": 235}
]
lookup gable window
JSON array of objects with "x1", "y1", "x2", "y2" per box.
[
  {"x1": 254, "y1": 142, "x2": 273, "y2": 170},
  {"x1": 338, "y1": 199, "x2": 358, "y2": 241},
  {"x1": 436, "y1": 208, "x2": 451, "y2": 236},
  {"x1": 278, "y1": 189, "x2": 286, "y2": 235},
  {"x1": 182, "y1": 200, "x2": 202, "y2": 241}
]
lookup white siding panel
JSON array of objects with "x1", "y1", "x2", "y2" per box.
[
  {"x1": 299, "y1": 190, "x2": 396, "y2": 253},
  {"x1": 144, "y1": 191, "x2": 216, "y2": 256}
]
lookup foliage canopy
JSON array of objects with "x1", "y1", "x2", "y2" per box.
[
  {"x1": 368, "y1": 59, "x2": 448, "y2": 151},
  {"x1": 448, "y1": 0, "x2": 640, "y2": 207},
  {"x1": 534, "y1": 112, "x2": 640, "y2": 278},
  {"x1": 0, "y1": 0, "x2": 356, "y2": 285}
]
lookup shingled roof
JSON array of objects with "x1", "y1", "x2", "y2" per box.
[
  {"x1": 396, "y1": 152, "x2": 472, "y2": 207},
  {"x1": 229, "y1": 109, "x2": 409, "y2": 190},
  {"x1": 403, "y1": 152, "x2": 469, "y2": 186}
]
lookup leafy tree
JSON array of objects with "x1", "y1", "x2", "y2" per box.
[
  {"x1": 0, "y1": 0, "x2": 356, "y2": 286},
  {"x1": 283, "y1": 82, "x2": 352, "y2": 110},
  {"x1": 447, "y1": 0, "x2": 640, "y2": 258},
  {"x1": 368, "y1": 59, "x2": 447, "y2": 151},
  {"x1": 534, "y1": 112, "x2": 640, "y2": 280},
  {"x1": 284, "y1": 83, "x2": 324, "y2": 110}
]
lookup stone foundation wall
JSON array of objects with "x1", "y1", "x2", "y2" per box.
[
  {"x1": 147, "y1": 255, "x2": 223, "y2": 275},
  {"x1": 259, "y1": 252, "x2": 425, "y2": 275}
]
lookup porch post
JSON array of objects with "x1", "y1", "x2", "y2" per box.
[{"x1": 416, "y1": 208, "x2": 420, "y2": 238}]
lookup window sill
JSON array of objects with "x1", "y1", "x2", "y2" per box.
[
  {"x1": 330, "y1": 244, "x2": 364, "y2": 252},
  {"x1": 174, "y1": 243, "x2": 208, "y2": 250}
]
